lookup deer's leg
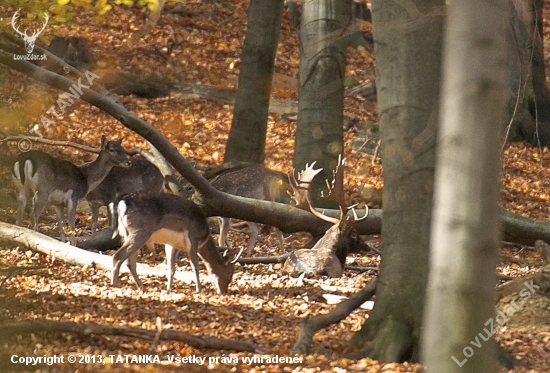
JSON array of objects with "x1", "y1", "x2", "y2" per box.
[
  {"x1": 52, "y1": 205, "x2": 67, "y2": 243},
  {"x1": 66, "y1": 199, "x2": 78, "y2": 246},
  {"x1": 31, "y1": 190, "x2": 48, "y2": 232},
  {"x1": 144, "y1": 242, "x2": 157, "y2": 260},
  {"x1": 112, "y1": 232, "x2": 149, "y2": 287},
  {"x1": 188, "y1": 244, "x2": 201, "y2": 293},
  {"x1": 16, "y1": 188, "x2": 28, "y2": 226},
  {"x1": 89, "y1": 202, "x2": 100, "y2": 236},
  {"x1": 246, "y1": 222, "x2": 260, "y2": 253},
  {"x1": 275, "y1": 228, "x2": 285, "y2": 253},
  {"x1": 165, "y1": 244, "x2": 177, "y2": 290},
  {"x1": 126, "y1": 250, "x2": 141, "y2": 290}
]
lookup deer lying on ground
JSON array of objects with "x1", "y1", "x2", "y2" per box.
[
  {"x1": 283, "y1": 156, "x2": 370, "y2": 277},
  {"x1": 110, "y1": 192, "x2": 235, "y2": 293},
  {"x1": 12, "y1": 136, "x2": 130, "y2": 245},
  {"x1": 184, "y1": 163, "x2": 291, "y2": 253},
  {"x1": 86, "y1": 157, "x2": 164, "y2": 235}
]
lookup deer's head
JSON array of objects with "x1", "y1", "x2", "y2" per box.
[{"x1": 11, "y1": 11, "x2": 49, "y2": 54}]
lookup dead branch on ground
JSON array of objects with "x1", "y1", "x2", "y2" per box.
[
  {"x1": 0, "y1": 319, "x2": 264, "y2": 353},
  {"x1": 292, "y1": 278, "x2": 377, "y2": 354}
]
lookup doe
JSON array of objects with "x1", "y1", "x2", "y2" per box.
[
  {"x1": 12, "y1": 136, "x2": 130, "y2": 245},
  {"x1": 110, "y1": 192, "x2": 235, "y2": 294}
]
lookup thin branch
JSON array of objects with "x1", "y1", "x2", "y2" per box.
[
  {"x1": 0, "y1": 320, "x2": 264, "y2": 353},
  {"x1": 292, "y1": 278, "x2": 377, "y2": 353}
]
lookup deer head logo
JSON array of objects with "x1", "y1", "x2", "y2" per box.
[{"x1": 11, "y1": 11, "x2": 49, "y2": 54}]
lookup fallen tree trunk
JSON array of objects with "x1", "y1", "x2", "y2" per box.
[
  {"x1": 501, "y1": 208, "x2": 550, "y2": 246},
  {"x1": 0, "y1": 222, "x2": 198, "y2": 286},
  {"x1": 0, "y1": 319, "x2": 263, "y2": 353}
]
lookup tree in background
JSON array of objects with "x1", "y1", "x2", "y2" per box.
[
  {"x1": 348, "y1": 0, "x2": 444, "y2": 360},
  {"x1": 506, "y1": 0, "x2": 550, "y2": 146},
  {"x1": 292, "y1": 0, "x2": 351, "y2": 207},
  {"x1": 223, "y1": 0, "x2": 284, "y2": 163}
]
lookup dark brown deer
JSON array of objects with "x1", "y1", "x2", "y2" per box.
[
  {"x1": 283, "y1": 156, "x2": 370, "y2": 277},
  {"x1": 12, "y1": 136, "x2": 130, "y2": 245},
  {"x1": 110, "y1": 192, "x2": 234, "y2": 293},
  {"x1": 184, "y1": 163, "x2": 291, "y2": 253},
  {"x1": 86, "y1": 158, "x2": 164, "y2": 235}
]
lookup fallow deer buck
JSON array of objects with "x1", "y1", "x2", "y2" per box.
[
  {"x1": 110, "y1": 192, "x2": 235, "y2": 294},
  {"x1": 185, "y1": 163, "x2": 291, "y2": 254},
  {"x1": 12, "y1": 136, "x2": 130, "y2": 245},
  {"x1": 86, "y1": 158, "x2": 164, "y2": 235},
  {"x1": 283, "y1": 156, "x2": 370, "y2": 277}
]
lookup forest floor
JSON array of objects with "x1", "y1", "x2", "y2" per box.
[{"x1": 0, "y1": 1, "x2": 549, "y2": 372}]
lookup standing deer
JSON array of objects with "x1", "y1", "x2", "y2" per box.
[
  {"x1": 110, "y1": 192, "x2": 234, "y2": 294},
  {"x1": 86, "y1": 158, "x2": 164, "y2": 235},
  {"x1": 12, "y1": 136, "x2": 130, "y2": 245},
  {"x1": 283, "y1": 156, "x2": 370, "y2": 277},
  {"x1": 185, "y1": 163, "x2": 291, "y2": 253}
]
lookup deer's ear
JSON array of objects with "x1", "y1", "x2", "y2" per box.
[{"x1": 100, "y1": 135, "x2": 108, "y2": 149}]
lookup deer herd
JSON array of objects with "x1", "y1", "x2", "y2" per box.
[{"x1": 9, "y1": 137, "x2": 371, "y2": 294}]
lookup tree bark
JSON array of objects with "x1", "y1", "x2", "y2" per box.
[
  {"x1": 348, "y1": 0, "x2": 445, "y2": 362},
  {"x1": 224, "y1": 0, "x2": 284, "y2": 163},
  {"x1": 292, "y1": 0, "x2": 351, "y2": 208},
  {"x1": 506, "y1": 0, "x2": 550, "y2": 146},
  {"x1": 422, "y1": 0, "x2": 509, "y2": 371}
]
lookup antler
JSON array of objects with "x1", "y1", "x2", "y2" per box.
[
  {"x1": 289, "y1": 161, "x2": 341, "y2": 224},
  {"x1": 321, "y1": 155, "x2": 348, "y2": 220},
  {"x1": 290, "y1": 156, "x2": 369, "y2": 225},
  {"x1": 289, "y1": 161, "x2": 323, "y2": 210}
]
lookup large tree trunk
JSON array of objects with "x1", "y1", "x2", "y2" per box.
[
  {"x1": 223, "y1": 0, "x2": 284, "y2": 163},
  {"x1": 506, "y1": 0, "x2": 550, "y2": 146},
  {"x1": 292, "y1": 0, "x2": 351, "y2": 208},
  {"x1": 348, "y1": 1, "x2": 444, "y2": 361},
  {"x1": 421, "y1": 0, "x2": 509, "y2": 371}
]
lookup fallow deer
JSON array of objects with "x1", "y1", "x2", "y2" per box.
[
  {"x1": 110, "y1": 192, "x2": 235, "y2": 293},
  {"x1": 184, "y1": 163, "x2": 291, "y2": 253},
  {"x1": 86, "y1": 158, "x2": 164, "y2": 235},
  {"x1": 283, "y1": 156, "x2": 370, "y2": 277},
  {"x1": 12, "y1": 136, "x2": 130, "y2": 245}
]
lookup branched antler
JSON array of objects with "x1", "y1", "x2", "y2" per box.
[
  {"x1": 289, "y1": 156, "x2": 369, "y2": 225},
  {"x1": 289, "y1": 161, "x2": 323, "y2": 210}
]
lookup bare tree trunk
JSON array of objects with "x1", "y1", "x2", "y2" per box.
[
  {"x1": 422, "y1": 1, "x2": 509, "y2": 372},
  {"x1": 348, "y1": 0, "x2": 444, "y2": 361},
  {"x1": 292, "y1": 0, "x2": 351, "y2": 208},
  {"x1": 506, "y1": 0, "x2": 550, "y2": 146},
  {"x1": 224, "y1": 0, "x2": 284, "y2": 163}
]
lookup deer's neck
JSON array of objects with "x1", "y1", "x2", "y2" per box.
[
  {"x1": 79, "y1": 153, "x2": 114, "y2": 194},
  {"x1": 199, "y1": 237, "x2": 227, "y2": 266}
]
